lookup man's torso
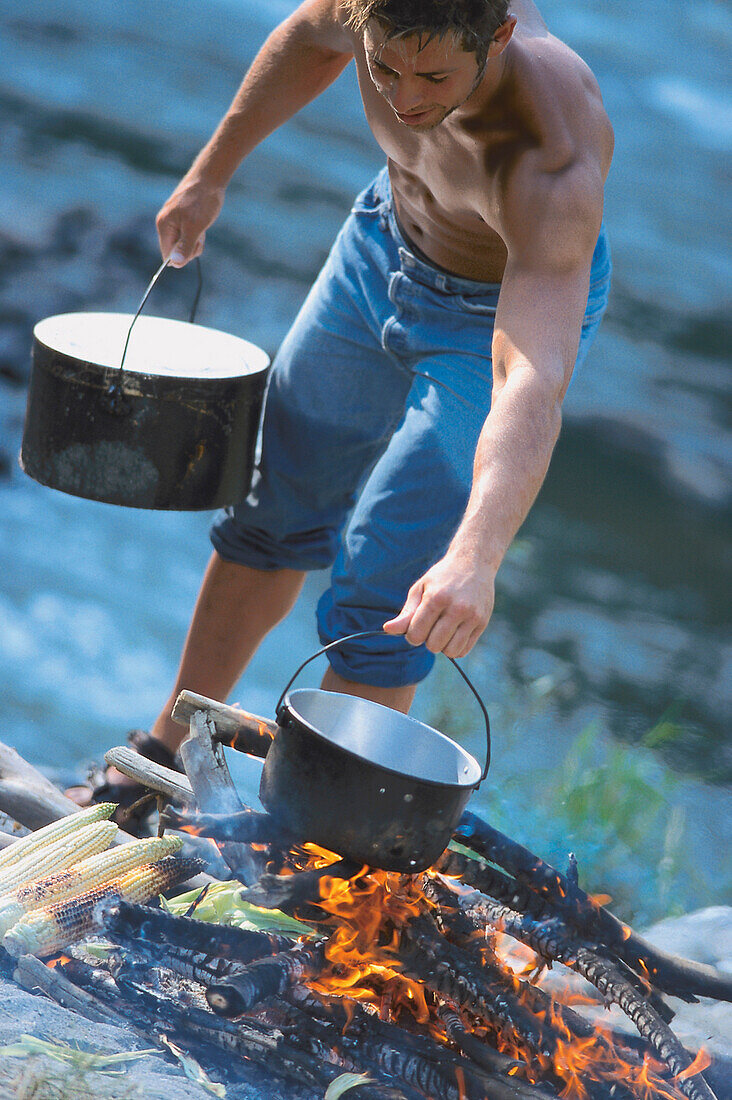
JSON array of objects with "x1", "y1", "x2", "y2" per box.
[{"x1": 345, "y1": 0, "x2": 613, "y2": 281}]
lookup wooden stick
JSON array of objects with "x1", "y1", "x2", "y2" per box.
[
  {"x1": 180, "y1": 711, "x2": 261, "y2": 885},
  {"x1": 172, "y1": 690, "x2": 276, "y2": 758},
  {"x1": 103, "y1": 746, "x2": 193, "y2": 803},
  {"x1": 14, "y1": 953, "x2": 129, "y2": 1028},
  {"x1": 238, "y1": 859, "x2": 360, "y2": 912},
  {"x1": 0, "y1": 741, "x2": 90, "y2": 831}
]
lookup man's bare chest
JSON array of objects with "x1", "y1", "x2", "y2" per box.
[{"x1": 355, "y1": 63, "x2": 514, "y2": 278}]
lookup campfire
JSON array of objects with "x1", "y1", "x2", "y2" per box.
[{"x1": 1, "y1": 694, "x2": 729, "y2": 1100}]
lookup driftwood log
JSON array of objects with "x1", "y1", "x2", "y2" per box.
[
  {"x1": 13, "y1": 953, "x2": 129, "y2": 1028},
  {"x1": 0, "y1": 740, "x2": 102, "y2": 832},
  {"x1": 103, "y1": 746, "x2": 193, "y2": 804},
  {"x1": 179, "y1": 710, "x2": 262, "y2": 886},
  {"x1": 0, "y1": 738, "x2": 138, "y2": 843},
  {"x1": 172, "y1": 690, "x2": 276, "y2": 758}
]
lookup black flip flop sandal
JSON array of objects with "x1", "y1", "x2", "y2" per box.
[{"x1": 89, "y1": 729, "x2": 184, "y2": 835}]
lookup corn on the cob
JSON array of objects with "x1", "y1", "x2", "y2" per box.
[
  {"x1": 0, "y1": 821, "x2": 117, "y2": 898},
  {"x1": 0, "y1": 835, "x2": 183, "y2": 936},
  {"x1": 3, "y1": 855, "x2": 203, "y2": 957},
  {"x1": 0, "y1": 804, "x2": 116, "y2": 871}
]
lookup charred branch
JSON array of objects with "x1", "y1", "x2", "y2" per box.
[
  {"x1": 238, "y1": 858, "x2": 362, "y2": 912},
  {"x1": 455, "y1": 893, "x2": 717, "y2": 1100},
  {"x1": 67, "y1": 954, "x2": 411, "y2": 1099},
  {"x1": 206, "y1": 941, "x2": 327, "y2": 1016},
  {"x1": 401, "y1": 913, "x2": 562, "y2": 1061},
  {"x1": 282, "y1": 990, "x2": 555, "y2": 1100},
  {"x1": 454, "y1": 812, "x2": 732, "y2": 1004},
  {"x1": 436, "y1": 1004, "x2": 524, "y2": 1078},
  {"x1": 161, "y1": 804, "x2": 298, "y2": 846},
  {"x1": 102, "y1": 899, "x2": 302, "y2": 962}
]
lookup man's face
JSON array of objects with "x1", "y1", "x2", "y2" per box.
[{"x1": 363, "y1": 21, "x2": 485, "y2": 131}]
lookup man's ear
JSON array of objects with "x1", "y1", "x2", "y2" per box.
[{"x1": 488, "y1": 16, "x2": 517, "y2": 56}]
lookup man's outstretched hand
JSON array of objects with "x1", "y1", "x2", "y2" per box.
[{"x1": 383, "y1": 552, "x2": 495, "y2": 659}]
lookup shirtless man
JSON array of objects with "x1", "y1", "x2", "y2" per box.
[{"x1": 84, "y1": 0, "x2": 613, "y2": 814}]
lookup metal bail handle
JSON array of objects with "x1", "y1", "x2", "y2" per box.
[
  {"x1": 274, "y1": 630, "x2": 491, "y2": 785},
  {"x1": 103, "y1": 256, "x2": 204, "y2": 414}
]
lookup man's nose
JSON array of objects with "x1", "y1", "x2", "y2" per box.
[{"x1": 388, "y1": 78, "x2": 424, "y2": 113}]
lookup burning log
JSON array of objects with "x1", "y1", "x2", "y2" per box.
[
  {"x1": 206, "y1": 941, "x2": 327, "y2": 1016},
  {"x1": 454, "y1": 812, "x2": 732, "y2": 1004},
  {"x1": 161, "y1": 804, "x2": 298, "y2": 846},
  {"x1": 451, "y1": 889, "x2": 717, "y2": 1100},
  {"x1": 62, "y1": 954, "x2": 414, "y2": 1099},
  {"x1": 286, "y1": 988, "x2": 551, "y2": 1100},
  {"x1": 238, "y1": 858, "x2": 362, "y2": 912},
  {"x1": 103, "y1": 898, "x2": 302, "y2": 962},
  {"x1": 436, "y1": 1004, "x2": 523, "y2": 1078},
  {"x1": 285, "y1": 1001, "x2": 551, "y2": 1100},
  {"x1": 401, "y1": 912, "x2": 590, "y2": 1060}
]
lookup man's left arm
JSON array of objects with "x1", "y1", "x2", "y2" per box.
[{"x1": 384, "y1": 165, "x2": 604, "y2": 657}]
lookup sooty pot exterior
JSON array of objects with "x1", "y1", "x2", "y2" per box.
[{"x1": 259, "y1": 692, "x2": 478, "y2": 873}]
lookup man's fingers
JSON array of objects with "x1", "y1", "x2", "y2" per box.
[
  {"x1": 443, "y1": 622, "x2": 477, "y2": 659},
  {"x1": 383, "y1": 583, "x2": 424, "y2": 637},
  {"x1": 422, "y1": 612, "x2": 461, "y2": 655},
  {"x1": 167, "y1": 235, "x2": 204, "y2": 268}
]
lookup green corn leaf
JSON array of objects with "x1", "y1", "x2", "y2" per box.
[
  {"x1": 167, "y1": 879, "x2": 315, "y2": 937},
  {"x1": 0, "y1": 1034, "x2": 157, "y2": 1073},
  {"x1": 159, "y1": 1034, "x2": 226, "y2": 1097},
  {"x1": 324, "y1": 1072, "x2": 376, "y2": 1098}
]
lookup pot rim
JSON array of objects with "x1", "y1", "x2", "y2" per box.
[
  {"x1": 279, "y1": 688, "x2": 482, "y2": 790},
  {"x1": 33, "y1": 312, "x2": 271, "y2": 382}
]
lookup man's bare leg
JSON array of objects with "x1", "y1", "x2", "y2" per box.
[
  {"x1": 320, "y1": 667, "x2": 416, "y2": 714},
  {"x1": 150, "y1": 552, "x2": 307, "y2": 750},
  {"x1": 70, "y1": 550, "x2": 416, "y2": 802},
  {"x1": 68, "y1": 552, "x2": 306, "y2": 801}
]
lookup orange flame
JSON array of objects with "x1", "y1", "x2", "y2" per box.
[
  {"x1": 46, "y1": 955, "x2": 71, "y2": 969},
  {"x1": 281, "y1": 850, "x2": 693, "y2": 1099},
  {"x1": 675, "y1": 1048, "x2": 712, "y2": 1082}
]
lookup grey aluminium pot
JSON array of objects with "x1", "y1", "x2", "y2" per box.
[{"x1": 258, "y1": 633, "x2": 491, "y2": 873}]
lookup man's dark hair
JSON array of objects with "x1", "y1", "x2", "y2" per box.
[{"x1": 344, "y1": 0, "x2": 510, "y2": 67}]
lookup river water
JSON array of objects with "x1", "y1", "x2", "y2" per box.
[{"x1": 0, "y1": 0, "x2": 729, "y2": 925}]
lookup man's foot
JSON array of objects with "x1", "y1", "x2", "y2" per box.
[{"x1": 65, "y1": 730, "x2": 184, "y2": 835}]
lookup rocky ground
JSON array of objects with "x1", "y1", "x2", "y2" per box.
[{"x1": 0, "y1": 907, "x2": 729, "y2": 1100}]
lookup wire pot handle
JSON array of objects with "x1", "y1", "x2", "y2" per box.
[
  {"x1": 103, "y1": 256, "x2": 204, "y2": 413},
  {"x1": 275, "y1": 629, "x2": 490, "y2": 785}
]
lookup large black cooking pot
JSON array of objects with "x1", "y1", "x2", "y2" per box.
[
  {"x1": 20, "y1": 261, "x2": 270, "y2": 510},
  {"x1": 258, "y1": 632, "x2": 490, "y2": 872}
]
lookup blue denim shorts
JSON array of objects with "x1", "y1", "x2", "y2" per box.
[{"x1": 211, "y1": 167, "x2": 612, "y2": 687}]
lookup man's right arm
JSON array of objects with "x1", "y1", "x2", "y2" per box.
[{"x1": 157, "y1": 0, "x2": 353, "y2": 265}]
